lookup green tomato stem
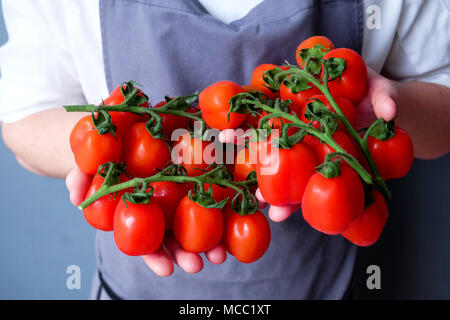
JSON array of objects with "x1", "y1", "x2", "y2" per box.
[
  {"x1": 64, "y1": 103, "x2": 204, "y2": 123},
  {"x1": 301, "y1": 72, "x2": 391, "y2": 200},
  {"x1": 246, "y1": 100, "x2": 373, "y2": 185},
  {"x1": 78, "y1": 168, "x2": 257, "y2": 210}
]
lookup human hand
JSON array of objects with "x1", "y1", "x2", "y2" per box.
[
  {"x1": 65, "y1": 166, "x2": 227, "y2": 277},
  {"x1": 218, "y1": 68, "x2": 398, "y2": 221},
  {"x1": 354, "y1": 67, "x2": 397, "y2": 129}
]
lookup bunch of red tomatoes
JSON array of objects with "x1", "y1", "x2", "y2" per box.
[{"x1": 66, "y1": 35, "x2": 414, "y2": 266}]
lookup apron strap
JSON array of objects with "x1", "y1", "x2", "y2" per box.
[{"x1": 96, "y1": 271, "x2": 123, "y2": 300}]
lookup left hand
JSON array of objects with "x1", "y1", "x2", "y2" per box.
[{"x1": 354, "y1": 67, "x2": 398, "y2": 129}]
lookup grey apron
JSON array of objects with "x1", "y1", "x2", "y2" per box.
[{"x1": 93, "y1": 0, "x2": 363, "y2": 300}]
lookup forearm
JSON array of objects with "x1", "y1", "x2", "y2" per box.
[
  {"x1": 393, "y1": 81, "x2": 450, "y2": 160},
  {"x1": 1, "y1": 108, "x2": 85, "y2": 178}
]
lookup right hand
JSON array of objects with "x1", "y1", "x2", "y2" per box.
[{"x1": 65, "y1": 167, "x2": 227, "y2": 277}]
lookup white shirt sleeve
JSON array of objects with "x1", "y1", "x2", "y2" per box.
[
  {"x1": 0, "y1": 0, "x2": 91, "y2": 123},
  {"x1": 382, "y1": 0, "x2": 450, "y2": 87}
]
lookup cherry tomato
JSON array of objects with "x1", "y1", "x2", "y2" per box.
[
  {"x1": 113, "y1": 200, "x2": 165, "y2": 256},
  {"x1": 70, "y1": 115, "x2": 94, "y2": 153},
  {"x1": 250, "y1": 64, "x2": 288, "y2": 99},
  {"x1": 173, "y1": 196, "x2": 223, "y2": 253},
  {"x1": 122, "y1": 122, "x2": 171, "y2": 177},
  {"x1": 323, "y1": 48, "x2": 367, "y2": 103},
  {"x1": 342, "y1": 190, "x2": 389, "y2": 246},
  {"x1": 203, "y1": 183, "x2": 236, "y2": 207},
  {"x1": 257, "y1": 99, "x2": 301, "y2": 136},
  {"x1": 300, "y1": 94, "x2": 356, "y2": 130},
  {"x1": 302, "y1": 134, "x2": 320, "y2": 152},
  {"x1": 154, "y1": 100, "x2": 189, "y2": 140},
  {"x1": 234, "y1": 147, "x2": 256, "y2": 181},
  {"x1": 244, "y1": 113, "x2": 260, "y2": 129},
  {"x1": 259, "y1": 110, "x2": 292, "y2": 129},
  {"x1": 199, "y1": 81, "x2": 246, "y2": 130},
  {"x1": 241, "y1": 84, "x2": 265, "y2": 128},
  {"x1": 104, "y1": 84, "x2": 149, "y2": 108},
  {"x1": 314, "y1": 130, "x2": 359, "y2": 164},
  {"x1": 103, "y1": 84, "x2": 149, "y2": 134},
  {"x1": 368, "y1": 126, "x2": 414, "y2": 180},
  {"x1": 223, "y1": 208, "x2": 271, "y2": 263},
  {"x1": 302, "y1": 164, "x2": 365, "y2": 235},
  {"x1": 173, "y1": 132, "x2": 215, "y2": 176},
  {"x1": 280, "y1": 78, "x2": 321, "y2": 114},
  {"x1": 296, "y1": 36, "x2": 334, "y2": 68},
  {"x1": 257, "y1": 140, "x2": 318, "y2": 206},
  {"x1": 149, "y1": 181, "x2": 188, "y2": 230},
  {"x1": 83, "y1": 173, "x2": 131, "y2": 231},
  {"x1": 72, "y1": 124, "x2": 122, "y2": 175}
]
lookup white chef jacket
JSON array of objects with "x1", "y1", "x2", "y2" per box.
[{"x1": 0, "y1": 0, "x2": 449, "y2": 123}]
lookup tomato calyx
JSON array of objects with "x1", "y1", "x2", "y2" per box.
[
  {"x1": 244, "y1": 170, "x2": 258, "y2": 186},
  {"x1": 316, "y1": 157, "x2": 342, "y2": 179},
  {"x1": 97, "y1": 162, "x2": 128, "y2": 185},
  {"x1": 184, "y1": 164, "x2": 234, "y2": 209},
  {"x1": 323, "y1": 57, "x2": 346, "y2": 82},
  {"x1": 365, "y1": 119, "x2": 396, "y2": 141},
  {"x1": 282, "y1": 72, "x2": 313, "y2": 93},
  {"x1": 146, "y1": 93, "x2": 201, "y2": 140},
  {"x1": 122, "y1": 182, "x2": 155, "y2": 205},
  {"x1": 261, "y1": 66, "x2": 291, "y2": 92},
  {"x1": 161, "y1": 93, "x2": 199, "y2": 113},
  {"x1": 228, "y1": 91, "x2": 267, "y2": 115},
  {"x1": 119, "y1": 81, "x2": 149, "y2": 107},
  {"x1": 261, "y1": 65, "x2": 294, "y2": 92},
  {"x1": 161, "y1": 163, "x2": 188, "y2": 177},
  {"x1": 298, "y1": 44, "x2": 330, "y2": 75},
  {"x1": 230, "y1": 188, "x2": 258, "y2": 216},
  {"x1": 91, "y1": 109, "x2": 118, "y2": 137},
  {"x1": 303, "y1": 98, "x2": 339, "y2": 133},
  {"x1": 188, "y1": 184, "x2": 228, "y2": 209},
  {"x1": 144, "y1": 110, "x2": 165, "y2": 140}
]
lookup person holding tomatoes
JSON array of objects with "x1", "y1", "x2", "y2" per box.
[{"x1": 1, "y1": 0, "x2": 449, "y2": 300}]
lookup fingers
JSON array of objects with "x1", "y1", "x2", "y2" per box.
[
  {"x1": 164, "y1": 233, "x2": 204, "y2": 274},
  {"x1": 141, "y1": 246, "x2": 174, "y2": 277},
  {"x1": 205, "y1": 244, "x2": 227, "y2": 264},
  {"x1": 142, "y1": 235, "x2": 226, "y2": 277},
  {"x1": 256, "y1": 188, "x2": 298, "y2": 222},
  {"x1": 65, "y1": 167, "x2": 92, "y2": 207},
  {"x1": 357, "y1": 68, "x2": 397, "y2": 125},
  {"x1": 372, "y1": 91, "x2": 397, "y2": 122},
  {"x1": 255, "y1": 188, "x2": 268, "y2": 209},
  {"x1": 268, "y1": 204, "x2": 300, "y2": 222}
]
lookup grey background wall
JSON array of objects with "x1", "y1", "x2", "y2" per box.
[{"x1": 0, "y1": 1, "x2": 449, "y2": 300}]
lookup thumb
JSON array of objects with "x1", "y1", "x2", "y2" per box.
[
  {"x1": 358, "y1": 68, "x2": 397, "y2": 122},
  {"x1": 372, "y1": 87, "x2": 397, "y2": 122},
  {"x1": 255, "y1": 188, "x2": 299, "y2": 222},
  {"x1": 268, "y1": 204, "x2": 301, "y2": 222},
  {"x1": 66, "y1": 167, "x2": 92, "y2": 207}
]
